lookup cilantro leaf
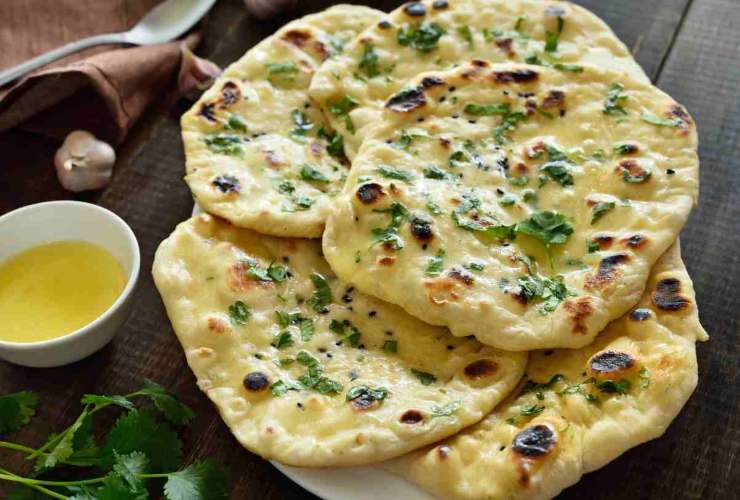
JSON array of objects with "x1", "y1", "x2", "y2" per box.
[
  {"x1": 517, "y1": 273, "x2": 572, "y2": 313},
  {"x1": 515, "y1": 211, "x2": 573, "y2": 247},
  {"x1": 464, "y1": 103, "x2": 509, "y2": 116},
  {"x1": 272, "y1": 331, "x2": 294, "y2": 349},
  {"x1": 317, "y1": 128, "x2": 346, "y2": 161},
  {"x1": 228, "y1": 301, "x2": 250, "y2": 326},
  {"x1": 376, "y1": 165, "x2": 415, "y2": 182},
  {"x1": 0, "y1": 391, "x2": 39, "y2": 434},
  {"x1": 101, "y1": 409, "x2": 183, "y2": 471},
  {"x1": 539, "y1": 161, "x2": 573, "y2": 186},
  {"x1": 290, "y1": 110, "x2": 313, "y2": 138},
  {"x1": 300, "y1": 164, "x2": 330, "y2": 183},
  {"x1": 591, "y1": 201, "x2": 616, "y2": 225},
  {"x1": 225, "y1": 115, "x2": 247, "y2": 133},
  {"x1": 81, "y1": 394, "x2": 134, "y2": 411},
  {"x1": 135, "y1": 380, "x2": 195, "y2": 426},
  {"x1": 595, "y1": 378, "x2": 631, "y2": 394},
  {"x1": 398, "y1": 22, "x2": 446, "y2": 52},
  {"x1": 383, "y1": 340, "x2": 398, "y2": 353},
  {"x1": 113, "y1": 451, "x2": 149, "y2": 491},
  {"x1": 203, "y1": 134, "x2": 245, "y2": 157},
  {"x1": 164, "y1": 460, "x2": 228, "y2": 500},
  {"x1": 35, "y1": 408, "x2": 90, "y2": 472},
  {"x1": 603, "y1": 82, "x2": 628, "y2": 116},
  {"x1": 640, "y1": 111, "x2": 681, "y2": 127},
  {"x1": 425, "y1": 249, "x2": 445, "y2": 277},
  {"x1": 411, "y1": 369, "x2": 437, "y2": 386},
  {"x1": 307, "y1": 272, "x2": 333, "y2": 313},
  {"x1": 329, "y1": 96, "x2": 359, "y2": 133},
  {"x1": 423, "y1": 164, "x2": 453, "y2": 180},
  {"x1": 299, "y1": 319, "x2": 314, "y2": 342},
  {"x1": 346, "y1": 386, "x2": 389, "y2": 403},
  {"x1": 358, "y1": 43, "x2": 380, "y2": 78},
  {"x1": 457, "y1": 25, "x2": 474, "y2": 49}
]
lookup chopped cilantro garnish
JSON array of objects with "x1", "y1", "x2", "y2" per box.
[
  {"x1": 540, "y1": 161, "x2": 574, "y2": 186},
  {"x1": 499, "y1": 194, "x2": 517, "y2": 207},
  {"x1": 603, "y1": 82, "x2": 628, "y2": 116},
  {"x1": 640, "y1": 111, "x2": 681, "y2": 127},
  {"x1": 493, "y1": 107, "x2": 528, "y2": 144},
  {"x1": 329, "y1": 95, "x2": 359, "y2": 133},
  {"x1": 464, "y1": 102, "x2": 510, "y2": 116},
  {"x1": 226, "y1": 115, "x2": 247, "y2": 133},
  {"x1": 622, "y1": 169, "x2": 652, "y2": 183},
  {"x1": 553, "y1": 63, "x2": 584, "y2": 72},
  {"x1": 307, "y1": 273, "x2": 333, "y2": 313},
  {"x1": 639, "y1": 367, "x2": 651, "y2": 388},
  {"x1": 448, "y1": 150, "x2": 469, "y2": 168},
  {"x1": 520, "y1": 374, "x2": 565, "y2": 398},
  {"x1": 508, "y1": 175, "x2": 530, "y2": 186},
  {"x1": 277, "y1": 180, "x2": 295, "y2": 194},
  {"x1": 544, "y1": 16, "x2": 563, "y2": 52},
  {"x1": 377, "y1": 164, "x2": 415, "y2": 182},
  {"x1": 371, "y1": 202, "x2": 410, "y2": 250},
  {"x1": 204, "y1": 134, "x2": 246, "y2": 156},
  {"x1": 300, "y1": 164, "x2": 330, "y2": 183},
  {"x1": 562, "y1": 381, "x2": 600, "y2": 403},
  {"x1": 272, "y1": 331, "x2": 294, "y2": 349},
  {"x1": 465, "y1": 260, "x2": 486, "y2": 272},
  {"x1": 0, "y1": 391, "x2": 38, "y2": 433},
  {"x1": 451, "y1": 193, "x2": 515, "y2": 239},
  {"x1": 266, "y1": 61, "x2": 298, "y2": 75},
  {"x1": 276, "y1": 310, "x2": 303, "y2": 327},
  {"x1": 411, "y1": 368, "x2": 437, "y2": 386},
  {"x1": 358, "y1": 43, "x2": 380, "y2": 78},
  {"x1": 228, "y1": 301, "x2": 250, "y2": 325},
  {"x1": 346, "y1": 385, "x2": 389, "y2": 403},
  {"x1": 613, "y1": 143, "x2": 636, "y2": 155},
  {"x1": 591, "y1": 201, "x2": 616, "y2": 224},
  {"x1": 398, "y1": 22, "x2": 446, "y2": 52},
  {"x1": 299, "y1": 319, "x2": 314, "y2": 342},
  {"x1": 431, "y1": 401, "x2": 461, "y2": 418},
  {"x1": 424, "y1": 164, "x2": 453, "y2": 180},
  {"x1": 457, "y1": 25, "x2": 474, "y2": 49},
  {"x1": 317, "y1": 128, "x2": 346, "y2": 160},
  {"x1": 520, "y1": 403, "x2": 545, "y2": 416},
  {"x1": 426, "y1": 196, "x2": 443, "y2": 215},
  {"x1": 425, "y1": 249, "x2": 446, "y2": 276},
  {"x1": 517, "y1": 273, "x2": 572, "y2": 313},
  {"x1": 246, "y1": 259, "x2": 290, "y2": 283},
  {"x1": 587, "y1": 239, "x2": 600, "y2": 253},
  {"x1": 515, "y1": 210, "x2": 573, "y2": 247},
  {"x1": 595, "y1": 378, "x2": 631, "y2": 394},
  {"x1": 296, "y1": 350, "x2": 343, "y2": 395},
  {"x1": 290, "y1": 110, "x2": 313, "y2": 138},
  {"x1": 270, "y1": 379, "x2": 301, "y2": 397}
]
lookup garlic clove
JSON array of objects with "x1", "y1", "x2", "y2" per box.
[
  {"x1": 178, "y1": 45, "x2": 221, "y2": 100},
  {"x1": 54, "y1": 130, "x2": 115, "y2": 192}
]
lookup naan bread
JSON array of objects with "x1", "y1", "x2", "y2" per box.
[
  {"x1": 181, "y1": 5, "x2": 382, "y2": 238},
  {"x1": 323, "y1": 61, "x2": 698, "y2": 351},
  {"x1": 386, "y1": 243, "x2": 707, "y2": 499},
  {"x1": 309, "y1": 0, "x2": 649, "y2": 159},
  {"x1": 152, "y1": 214, "x2": 526, "y2": 467}
]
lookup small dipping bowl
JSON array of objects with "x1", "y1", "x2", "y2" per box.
[{"x1": 0, "y1": 201, "x2": 140, "y2": 367}]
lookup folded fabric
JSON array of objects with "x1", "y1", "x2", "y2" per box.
[{"x1": 0, "y1": 0, "x2": 201, "y2": 145}]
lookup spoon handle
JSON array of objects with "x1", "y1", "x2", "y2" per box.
[{"x1": 0, "y1": 33, "x2": 128, "y2": 88}]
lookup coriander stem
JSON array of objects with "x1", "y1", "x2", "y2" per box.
[
  {"x1": 0, "y1": 471, "x2": 68, "y2": 500},
  {"x1": 0, "y1": 473, "x2": 107, "y2": 486},
  {"x1": 0, "y1": 440, "x2": 37, "y2": 454}
]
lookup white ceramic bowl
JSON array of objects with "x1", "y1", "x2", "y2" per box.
[{"x1": 0, "y1": 201, "x2": 140, "y2": 367}]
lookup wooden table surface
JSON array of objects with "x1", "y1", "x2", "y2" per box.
[{"x1": 1, "y1": 0, "x2": 738, "y2": 498}]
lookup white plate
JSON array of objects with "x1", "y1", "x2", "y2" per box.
[{"x1": 190, "y1": 204, "x2": 432, "y2": 500}]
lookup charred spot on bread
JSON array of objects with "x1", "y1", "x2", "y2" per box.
[
  {"x1": 464, "y1": 359, "x2": 498, "y2": 379},
  {"x1": 356, "y1": 183, "x2": 385, "y2": 204},
  {"x1": 447, "y1": 267, "x2": 475, "y2": 285},
  {"x1": 563, "y1": 296, "x2": 593, "y2": 334},
  {"x1": 586, "y1": 253, "x2": 630, "y2": 289},
  {"x1": 622, "y1": 234, "x2": 647, "y2": 248},
  {"x1": 421, "y1": 76, "x2": 445, "y2": 88},
  {"x1": 410, "y1": 216, "x2": 434, "y2": 241},
  {"x1": 589, "y1": 351, "x2": 635, "y2": 376},
  {"x1": 386, "y1": 86, "x2": 426, "y2": 112},
  {"x1": 512, "y1": 424, "x2": 557, "y2": 458},
  {"x1": 220, "y1": 81, "x2": 241, "y2": 107},
  {"x1": 403, "y1": 1, "x2": 427, "y2": 17},
  {"x1": 652, "y1": 277, "x2": 691, "y2": 311},
  {"x1": 400, "y1": 409, "x2": 424, "y2": 424},
  {"x1": 212, "y1": 175, "x2": 241, "y2": 194},
  {"x1": 282, "y1": 29, "x2": 312, "y2": 47},
  {"x1": 243, "y1": 371, "x2": 270, "y2": 392},
  {"x1": 198, "y1": 102, "x2": 216, "y2": 121},
  {"x1": 541, "y1": 90, "x2": 566, "y2": 109},
  {"x1": 630, "y1": 308, "x2": 652, "y2": 321},
  {"x1": 432, "y1": 0, "x2": 449, "y2": 9},
  {"x1": 593, "y1": 234, "x2": 614, "y2": 249},
  {"x1": 493, "y1": 69, "x2": 539, "y2": 83}
]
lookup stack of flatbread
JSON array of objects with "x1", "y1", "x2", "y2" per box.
[{"x1": 153, "y1": 1, "x2": 707, "y2": 498}]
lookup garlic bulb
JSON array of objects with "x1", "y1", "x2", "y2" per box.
[
  {"x1": 243, "y1": 0, "x2": 297, "y2": 20},
  {"x1": 54, "y1": 130, "x2": 116, "y2": 192},
  {"x1": 178, "y1": 45, "x2": 221, "y2": 100}
]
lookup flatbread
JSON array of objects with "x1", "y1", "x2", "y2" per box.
[
  {"x1": 323, "y1": 61, "x2": 698, "y2": 351},
  {"x1": 309, "y1": 0, "x2": 649, "y2": 159},
  {"x1": 181, "y1": 5, "x2": 382, "y2": 238},
  {"x1": 386, "y1": 243, "x2": 708, "y2": 499},
  {"x1": 152, "y1": 214, "x2": 527, "y2": 467}
]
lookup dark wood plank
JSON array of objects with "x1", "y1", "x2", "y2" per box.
[{"x1": 1, "y1": 0, "x2": 737, "y2": 499}]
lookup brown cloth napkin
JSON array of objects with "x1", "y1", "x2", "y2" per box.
[{"x1": 0, "y1": 0, "x2": 201, "y2": 145}]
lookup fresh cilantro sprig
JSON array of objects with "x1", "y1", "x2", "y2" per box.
[{"x1": 0, "y1": 382, "x2": 226, "y2": 499}]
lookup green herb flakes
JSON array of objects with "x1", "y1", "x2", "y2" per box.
[
  {"x1": 300, "y1": 164, "x2": 330, "y2": 183},
  {"x1": 358, "y1": 43, "x2": 380, "y2": 77},
  {"x1": 425, "y1": 249, "x2": 446, "y2": 276},
  {"x1": 204, "y1": 134, "x2": 246, "y2": 156},
  {"x1": 272, "y1": 331, "x2": 294, "y2": 350},
  {"x1": 383, "y1": 340, "x2": 398, "y2": 353},
  {"x1": 228, "y1": 301, "x2": 250, "y2": 325},
  {"x1": 517, "y1": 273, "x2": 572, "y2": 313},
  {"x1": 377, "y1": 165, "x2": 415, "y2": 182},
  {"x1": 640, "y1": 111, "x2": 681, "y2": 127},
  {"x1": 329, "y1": 95, "x2": 359, "y2": 133},
  {"x1": 431, "y1": 401, "x2": 461, "y2": 418},
  {"x1": 398, "y1": 22, "x2": 446, "y2": 53},
  {"x1": 307, "y1": 273, "x2": 333, "y2": 313},
  {"x1": 591, "y1": 201, "x2": 616, "y2": 224},
  {"x1": 411, "y1": 368, "x2": 437, "y2": 386},
  {"x1": 603, "y1": 82, "x2": 628, "y2": 116}
]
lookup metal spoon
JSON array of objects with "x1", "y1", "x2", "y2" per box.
[{"x1": 0, "y1": 0, "x2": 217, "y2": 88}]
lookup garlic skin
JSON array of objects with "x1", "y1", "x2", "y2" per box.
[
  {"x1": 178, "y1": 45, "x2": 222, "y2": 100},
  {"x1": 243, "y1": 0, "x2": 297, "y2": 20},
  {"x1": 54, "y1": 130, "x2": 116, "y2": 192}
]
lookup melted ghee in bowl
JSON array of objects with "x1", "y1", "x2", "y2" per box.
[{"x1": 0, "y1": 241, "x2": 127, "y2": 343}]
